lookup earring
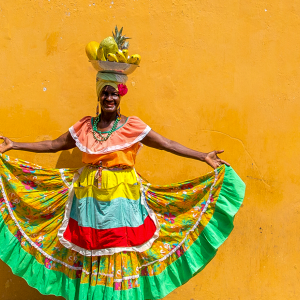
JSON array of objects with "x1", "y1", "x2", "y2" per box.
[
  {"x1": 117, "y1": 107, "x2": 121, "y2": 119},
  {"x1": 96, "y1": 101, "x2": 100, "y2": 116}
]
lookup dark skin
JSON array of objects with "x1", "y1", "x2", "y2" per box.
[{"x1": 0, "y1": 85, "x2": 229, "y2": 169}]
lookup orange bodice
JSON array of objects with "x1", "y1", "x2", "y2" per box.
[
  {"x1": 82, "y1": 143, "x2": 141, "y2": 167},
  {"x1": 69, "y1": 116, "x2": 151, "y2": 167}
]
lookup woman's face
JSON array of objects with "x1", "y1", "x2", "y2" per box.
[{"x1": 99, "y1": 85, "x2": 120, "y2": 113}]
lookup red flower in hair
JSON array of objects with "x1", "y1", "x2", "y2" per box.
[{"x1": 118, "y1": 84, "x2": 128, "y2": 96}]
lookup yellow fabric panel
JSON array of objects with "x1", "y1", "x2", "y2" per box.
[
  {"x1": 73, "y1": 166, "x2": 140, "y2": 201},
  {"x1": 101, "y1": 168, "x2": 138, "y2": 189}
]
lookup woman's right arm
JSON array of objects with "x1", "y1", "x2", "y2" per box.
[{"x1": 0, "y1": 131, "x2": 76, "y2": 154}]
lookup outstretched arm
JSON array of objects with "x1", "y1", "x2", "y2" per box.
[
  {"x1": 0, "y1": 131, "x2": 76, "y2": 154},
  {"x1": 141, "y1": 130, "x2": 230, "y2": 169}
]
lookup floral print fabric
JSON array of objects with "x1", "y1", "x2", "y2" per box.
[{"x1": 0, "y1": 153, "x2": 225, "y2": 293}]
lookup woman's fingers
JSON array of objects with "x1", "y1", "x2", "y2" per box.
[
  {"x1": 0, "y1": 136, "x2": 8, "y2": 143},
  {"x1": 215, "y1": 150, "x2": 224, "y2": 155},
  {"x1": 211, "y1": 159, "x2": 230, "y2": 169},
  {"x1": 220, "y1": 159, "x2": 230, "y2": 166},
  {"x1": 0, "y1": 136, "x2": 13, "y2": 154},
  {"x1": 215, "y1": 157, "x2": 230, "y2": 167},
  {"x1": 0, "y1": 137, "x2": 7, "y2": 146},
  {"x1": 215, "y1": 150, "x2": 230, "y2": 166},
  {"x1": 206, "y1": 150, "x2": 230, "y2": 169},
  {"x1": 207, "y1": 159, "x2": 220, "y2": 169}
]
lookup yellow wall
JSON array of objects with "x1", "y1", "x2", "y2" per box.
[{"x1": 0, "y1": 1, "x2": 299, "y2": 299}]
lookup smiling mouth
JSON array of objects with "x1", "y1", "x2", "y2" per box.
[{"x1": 104, "y1": 100, "x2": 115, "y2": 108}]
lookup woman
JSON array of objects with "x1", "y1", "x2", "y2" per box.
[{"x1": 0, "y1": 72, "x2": 245, "y2": 300}]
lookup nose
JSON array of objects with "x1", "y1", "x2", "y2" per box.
[
  {"x1": 107, "y1": 96, "x2": 113, "y2": 101},
  {"x1": 105, "y1": 94, "x2": 114, "y2": 101}
]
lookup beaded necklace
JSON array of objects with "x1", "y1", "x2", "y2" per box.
[{"x1": 92, "y1": 114, "x2": 121, "y2": 143}]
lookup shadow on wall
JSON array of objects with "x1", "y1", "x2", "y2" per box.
[{"x1": 55, "y1": 147, "x2": 84, "y2": 169}]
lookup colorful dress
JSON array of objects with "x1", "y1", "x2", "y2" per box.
[{"x1": 0, "y1": 116, "x2": 245, "y2": 300}]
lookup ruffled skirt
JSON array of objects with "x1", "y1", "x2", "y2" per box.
[
  {"x1": 58, "y1": 166, "x2": 160, "y2": 256},
  {"x1": 0, "y1": 154, "x2": 245, "y2": 300}
]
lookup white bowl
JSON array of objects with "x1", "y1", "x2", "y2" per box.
[{"x1": 90, "y1": 60, "x2": 139, "y2": 75}]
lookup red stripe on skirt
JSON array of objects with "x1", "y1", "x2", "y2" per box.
[{"x1": 63, "y1": 215, "x2": 157, "y2": 250}]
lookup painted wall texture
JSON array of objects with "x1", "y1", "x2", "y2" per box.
[{"x1": 0, "y1": 0, "x2": 299, "y2": 299}]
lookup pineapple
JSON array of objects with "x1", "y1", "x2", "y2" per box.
[{"x1": 113, "y1": 26, "x2": 131, "y2": 50}]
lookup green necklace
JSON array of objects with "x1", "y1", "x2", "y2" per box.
[{"x1": 92, "y1": 114, "x2": 121, "y2": 143}]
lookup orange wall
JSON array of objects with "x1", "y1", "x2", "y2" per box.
[{"x1": 0, "y1": 1, "x2": 299, "y2": 299}]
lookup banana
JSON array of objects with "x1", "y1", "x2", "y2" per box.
[
  {"x1": 128, "y1": 54, "x2": 141, "y2": 65},
  {"x1": 107, "y1": 53, "x2": 119, "y2": 62},
  {"x1": 127, "y1": 55, "x2": 137, "y2": 64},
  {"x1": 115, "y1": 50, "x2": 127, "y2": 63},
  {"x1": 122, "y1": 49, "x2": 128, "y2": 58},
  {"x1": 96, "y1": 47, "x2": 106, "y2": 61},
  {"x1": 131, "y1": 54, "x2": 141, "y2": 65}
]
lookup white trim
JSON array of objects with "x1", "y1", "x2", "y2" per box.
[
  {"x1": 57, "y1": 167, "x2": 160, "y2": 256},
  {"x1": 88, "y1": 272, "x2": 140, "y2": 283},
  {"x1": 59, "y1": 169, "x2": 71, "y2": 189},
  {"x1": 69, "y1": 126, "x2": 151, "y2": 155},
  {"x1": 0, "y1": 175, "x2": 85, "y2": 273}
]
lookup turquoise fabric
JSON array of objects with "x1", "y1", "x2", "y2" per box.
[{"x1": 70, "y1": 195, "x2": 149, "y2": 230}]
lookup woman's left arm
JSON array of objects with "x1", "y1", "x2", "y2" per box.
[{"x1": 141, "y1": 130, "x2": 230, "y2": 169}]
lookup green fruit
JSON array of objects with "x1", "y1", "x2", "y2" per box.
[{"x1": 100, "y1": 37, "x2": 118, "y2": 59}]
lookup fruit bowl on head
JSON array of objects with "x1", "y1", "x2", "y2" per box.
[{"x1": 90, "y1": 60, "x2": 139, "y2": 75}]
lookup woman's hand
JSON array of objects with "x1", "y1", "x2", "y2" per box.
[
  {"x1": 0, "y1": 136, "x2": 14, "y2": 154},
  {"x1": 204, "y1": 150, "x2": 230, "y2": 169},
  {"x1": 0, "y1": 131, "x2": 76, "y2": 154}
]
